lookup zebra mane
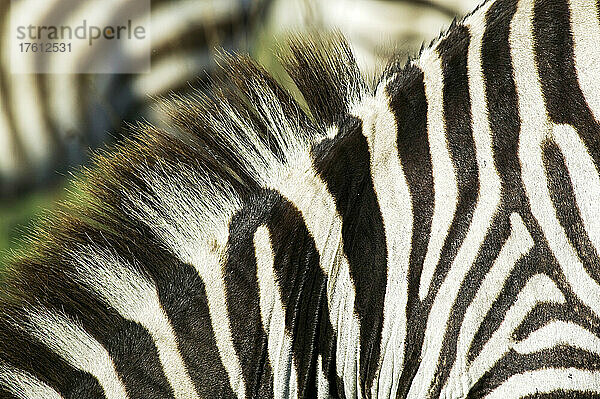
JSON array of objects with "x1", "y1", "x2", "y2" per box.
[{"x1": 0, "y1": 34, "x2": 366, "y2": 315}]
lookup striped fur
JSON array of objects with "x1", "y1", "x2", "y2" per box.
[{"x1": 2, "y1": 0, "x2": 600, "y2": 397}]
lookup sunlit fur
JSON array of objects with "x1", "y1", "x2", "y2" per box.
[{"x1": 2, "y1": 0, "x2": 600, "y2": 397}]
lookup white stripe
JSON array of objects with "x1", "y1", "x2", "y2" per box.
[
  {"x1": 316, "y1": 353, "x2": 330, "y2": 399},
  {"x1": 192, "y1": 245, "x2": 246, "y2": 398},
  {"x1": 551, "y1": 123, "x2": 600, "y2": 276},
  {"x1": 312, "y1": 0, "x2": 454, "y2": 75},
  {"x1": 7, "y1": 0, "x2": 78, "y2": 169},
  {"x1": 441, "y1": 212, "x2": 533, "y2": 397},
  {"x1": 469, "y1": 274, "x2": 565, "y2": 387},
  {"x1": 182, "y1": 255, "x2": 245, "y2": 397},
  {"x1": 3, "y1": 3, "x2": 53, "y2": 171},
  {"x1": 254, "y1": 225, "x2": 298, "y2": 399},
  {"x1": 0, "y1": 1, "x2": 24, "y2": 179},
  {"x1": 484, "y1": 368, "x2": 600, "y2": 399},
  {"x1": 416, "y1": 47, "x2": 458, "y2": 301},
  {"x1": 512, "y1": 0, "x2": 600, "y2": 319},
  {"x1": 150, "y1": 0, "x2": 241, "y2": 48},
  {"x1": 568, "y1": 0, "x2": 600, "y2": 123},
  {"x1": 269, "y1": 152, "x2": 362, "y2": 398},
  {"x1": 352, "y1": 79, "x2": 411, "y2": 398},
  {"x1": 45, "y1": 0, "x2": 117, "y2": 133},
  {"x1": 128, "y1": 169, "x2": 247, "y2": 399},
  {"x1": 72, "y1": 245, "x2": 199, "y2": 399},
  {"x1": 434, "y1": 0, "x2": 482, "y2": 15},
  {"x1": 24, "y1": 307, "x2": 129, "y2": 399},
  {"x1": 514, "y1": 320, "x2": 600, "y2": 356},
  {"x1": 0, "y1": 362, "x2": 63, "y2": 399},
  {"x1": 9, "y1": 75, "x2": 54, "y2": 169},
  {"x1": 0, "y1": 94, "x2": 21, "y2": 181},
  {"x1": 46, "y1": 0, "x2": 150, "y2": 135},
  {"x1": 132, "y1": 51, "x2": 212, "y2": 97},
  {"x1": 407, "y1": 4, "x2": 501, "y2": 396}
]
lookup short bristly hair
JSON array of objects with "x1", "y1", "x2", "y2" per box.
[{"x1": 0, "y1": 34, "x2": 367, "y2": 396}]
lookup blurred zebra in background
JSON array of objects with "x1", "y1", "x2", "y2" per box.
[
  {"x1": 0, "y1": 0, "x2": 270, "y2": 197},
  {"x1": 258, "y1": 0, "x2": 482, "y2": 78},
  {"x1": 0, "y1": 0, "x2": 480, "y2": 199}
]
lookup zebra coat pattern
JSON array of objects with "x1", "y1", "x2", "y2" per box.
[{"x1": 2, "y1": 0, "x2": 600, "y2": 397}]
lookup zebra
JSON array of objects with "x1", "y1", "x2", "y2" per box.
[
  {"x1": 0, "y1": 0, "x2": 270, "y2": 197},
  {"x1": 260, "y1": 0, "x2": 482, "y2": 76},
  {"x1": 0, "y1": 0, "x2": 481, "y2": 200},
  {"x1": 2, "y1": 0, "x2": 600, "y2": 397}
]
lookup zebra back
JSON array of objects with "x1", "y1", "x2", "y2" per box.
[{"x1": 2, "y1": 0, "x2": 600, "y2": 397}]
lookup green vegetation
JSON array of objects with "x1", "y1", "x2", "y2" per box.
[{"x1": 0, "y1": 180, "x2": 68, "y2": 262}]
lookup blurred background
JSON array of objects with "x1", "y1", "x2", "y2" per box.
[{"x1": 0, "y1": 0, "x2": 481, "y2": 256}]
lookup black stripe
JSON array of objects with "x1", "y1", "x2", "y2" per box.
[
  {"x1": 426, "y1": 26, "x2": 476, "y2": 395},
  {"x1": 531, "y1": 0, "x2": 600, "y2": 337},
  {"x1": 224, "y1": 195, "x2": 275, "y2": 398},
  {"x1": 474, "y1": 0, "x2": 597, "y2": 381},
  {"x1": 428, "y1": 1, "x2": 523, "y2": 395},
  {"x1": 77, "y1": 1, "x2": 153, "y2": 73},
  {"x1": 150, "y1": 11, "x2": 246, "y2": 59},
  {"x1": 462, "y1": 0, "x2": 520, "y2": 364},
  {"x1": 512, "y1": 300, "x2": 600, "y2": 345},
  {"x1": 385, "y1": 64, "x2": 435, "y2": 398},
  {"x1": 0, "y1": 1, "x2": 30, "y2": 194},
  {"x1": 534, "y1": 0, "x2": 600, "y2": 170},
  {"x1": 225, "y1": 189, "x2": 341, "y2": 397},
  {"x1": 74, "y1": 1, "x2": 149, "y2": 152},
  {"x1": 482, "y1": 0, "x2": 522, "y2": 209},
  {"x1": 104, "y1": 321, "x2": 174, "y2": 398},
  {"x1": 93, "y1": 74, "x2": 138, "y2": 145},
  {"x1": 393, "y1": 67, "x2": 434, "y2": 275},
  {"x1": 13, "y1": 252, "x2": 174, "y2": 398},
  {"x1": 388, "y1": 65, "x2": 433, "y2": 299},
  {"x1": 533, "y1": 0, "x2": 600, "y2": 286},
  {"x1": 313, "y1": 115, "x2": 387, "y2": 395},
  {"x1": 37, "y1": 75, "x2": 63, "y2": 171},
  {"x1": 521, "y1": 393, "x2": 600, "y2": 399},
  {"x1": 76, "y1": 73, "x2": 96, "y2": 149},
  {"x1": 397, "y1": 23, "x2": 477, "y2": 398},
  {"x1": 155, "y1": 260, "x2": 237, "y2": 397},
  {"x1": 0, "y1": 321, "x2": 105, "y2": 398},
  {"x1": 265, "y1": 191, "x2": 340, "y2": 397},
  {"x1": 5, "y1": 212, "x2": 239, "y2": 397},
  {"x1": 74, "y1": 0, "x2": 251, "y2": 147},
  {"x1": 0, "y1": 389, "x2": 19, "y2": 399},
  {"x1": 431, "y1": 215, "x2": 511, "y2": 398},
  {"x1": 0, "y1": 0, "x2": 259, "y2": 195},
  {"x1": 30, "y1": 5, "x2": 84, "y2": 175},
  {"x1": 429, "y1": 24, "x2": 477, "y2": 297},
  {"x1": 466, "y1": 244, "x2": 556, "y2": 364},
  {"x1": 90, "y1": 221, "x2": 238, "y2": 397},
  {"x1": 466, "y1": 346, "x2": 600, "y2": 398},
  {"x1": 543, "y1": 140, "x2": 600, "y2": 284}
]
